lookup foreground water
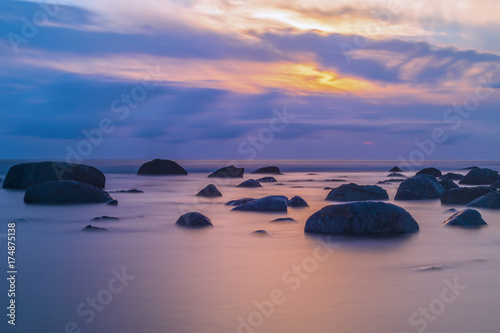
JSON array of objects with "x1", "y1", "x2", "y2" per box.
[{"x1": 1, "y1": 160, "x2": 500, "y2": 333}]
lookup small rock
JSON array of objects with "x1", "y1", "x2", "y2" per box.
[
  {"x1": 208, "y1": 166, "x2": 244, "y2": 178},
  {"x1": 389, "y1": 166, "x2": 403, "y2": 172},
  {"x1": 289, "y1": 179, "x2": 315, "y2": 182},
  {"x1": 466, "y1": 192, "x2": 500, "y2": 209},
  {"x1": 225, "y1": 198, "x2": 255, "y2": 206},
  {"x1": 270, "y1": 218, "x2": 296, "y2": 223},
  {"x1": 324, "y1": 179, "x2": 347, "y2": 182},
  {"x1": 395, "y1": 175, "x2": 444, "y2": 200},
  {"x1": 251, "y1": 166, "x2": 282, "y2": 175},
  {"x1": 443, "y1": 209, "x2": 487, "y2": 227},
  {"x1": 107, "y1": 200, "x2": 119, "y2": 206},
  {"x1": 82, "y1": 225, "x2": 108, "y2": 232},
  {"x1": 232, "y1": 196, "x2": 288, "y2": 212},
  {"x1": 237, "y1": 179, "x2": 262, "y2": 188},
  {"x1": 440, "y1": 173, "x2": 465, "y2": 181},
  {"x1": 459, "y1": 168, "x2": 500, "y2": 185},
  {"x1": 137, "y1": 159, "x2": 188, "y2": 175},
  {"x1": 441, "y1": 186, "x2": 495, "y2": 205},
  {"x1": 175, "y1": 212, "x2": 213, "y2": 228},
  {"x1": 196, "y1": 184, "x2": 222, "y2": 197},
  {"x1": 378, "y1": 179, "x2": 405, "y2": 184},
  {"x1": 252, "y1": 230, "x2": 272, "y2": 236},
  {"x1": 443, "y1": 208, "x2": 458, "y2": 213},
  {"x1": 416, "y1": 167, "x2": 442, "y2": 177},
  {"x1": 326, "y1": 183, "x2": 389, "y2": 202},
  {"x1": 110, "y1": 189, "x2": 144, "y2": 193},
  {"x1": 91, "y1": 216, "x2": 121, "y2": 221},
  {"x1": 439, "y1": 179, "x2": 459, "y2": 190},
  {"x1": 256, "y1": 177, "x2": 277, "y2": 183},
  {"x1": 388, "y1": 173, "x2": 406, "y2": 178},
  {"x1": 288, "y1": 196, "x2": 309, "y2": 208}
]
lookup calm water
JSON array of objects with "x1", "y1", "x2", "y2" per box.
[{"x1": 1, "y1": 160, "x2": 500, "y2": 333}]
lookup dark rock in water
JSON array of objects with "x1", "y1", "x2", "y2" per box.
[
  {"x1": 107, "y1": 200, "x2": 119, "y2": 206},
  {"x1": 256, "y1": 177, "x2": 277, "y2": 183},
  {"x1": 288, "y1": 196, "x2": 309, "y2": 208},
  {"x1": 439, "y1": 179, "x2": 459, "y2": 190},
  {"x1": 110, "y1": 189, "x2": 144, "y2": 193},
  {"x1": 251, "y1": 166, "x2": 282, "y2": 175},
  {"x1": 388, "y1": 173, "x2": 406, "y2": 178},
  {"x1": 274, "y1": 183, "x2": 285, "y2": 186},
  {"x1": 443, "y1": 208, "x2": 458, "y2": 213},
  {"x1": 137, "y1": 159, "x2": 187, "y2": 175},
  {"x1": 440, "y1": 173, "x2": 465, "y2": 181},
  {"x1": 443, "y1": 209, "x2": 487, "y2": 227},
  {"x1": 196, "y1": 184, "x2": 222, "y2": 197},
  {"x1": 492, "y1": 181, "x2": 500, "y2": 189},
  {"x1": 416, "y1": 167, "x2": 442, "y2": 177},
  {"x1": 307, "y1": 173, "x2": 318, "y2": 175},
  {"x1": 441, "y1": 186, "x2": 496, "y2": 205},
  {"x1": 389, "y1": 166, "x2": 403, "y2": 172},
  {"x1": 225, "y1": 198, "x2": 255, "y2": 206},
  {"x1": 237, "y1": 179, "x2": 262, "y2": 188},
  {"x1": 290, "y1": 179, "x2": 315, "y2": 182},
  {"x1": 459, "y1": 168, "x2": 500, "y2": 185},
  {"x1": 24, "y1": 180, "x2": 114, "y2": 204},
  {"x1": 326, "y1": 183, "x2": 389, "y2": 202},
  {"x1": 82, "y1": 225, "x2": 108, "y2": 232},
  {"x1": 2, "y1": 161, "x2": 106, "y2": 189},
  {"x1": 232, "y1": 195, "x2": 288, "y2": 212},
  {"x1": 175, "y1": 212, "x2": 213, "y2": 228},
  {"x1": 324, "y1": 179, "x2": 347, "y2": 182},
  {"x1": 291, "y1": 186, "x2": 304, "y2": 188},
  {"x1": 466, "y1": 192, "x2": 500, "y2": 209},
  {"x1": 305, "y1": 202, "x2": 419, "y2": 236},
  {"x1": 395, "y1": 175, "x2": 444, "y2": 200},
  {"x1": 92, "y1": 216, "x2": 121, "y2": 221},
  {"x1": 271, "y1": 217, "x2": 296, "y2": 223},
  {"x1": 252, "y1": 230, "x2": 271, "y2": 235},
  {"x1": 208, "y1": 165, "x2": 244, "y2": 178},
  {"x1": 378, "y1": 179, "x2": 405, "y2": 184},
  {"x1": 462, "y1": 166, "x2": 479, "y2": 170}
]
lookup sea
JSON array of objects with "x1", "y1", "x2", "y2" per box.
[{"x1": 0, "y1": 159, "x2": 499, "y2": 333}]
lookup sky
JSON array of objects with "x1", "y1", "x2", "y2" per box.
[{"x1": 0, "y1": 0, "x2": 499, "y2": 161}]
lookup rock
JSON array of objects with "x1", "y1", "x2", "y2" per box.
[
  {"x1": 443, "y1": 209, "x2": 487, "y2": 227},
  {"x1": 175, "y1": 212, "x2": 213, "y2": 227},
  {"x1": 395, "y1": 175, "x2": 444, "y2": 200},
  {"x1": 305, "y1": 202, "x2": 419, "y2": 236},
  {"x1": 289, "y1": 179, "x2": 315, "y2": 182},
  {"x1": 389, "y1": 166, "x2": 403, "y2": 172},
  {"x1": 82, "y1": 225, "x2": 108, "y2": 232},
  {"x1": 324, "y1": 179, "x2": 347, "y2": 182},
  {"x1": 462, "y1": 166, "x2": 479, "y2": 170},
  {"x1": 256, "y1": 177, "x2": 277, "y2": 183},
  {"x1": 92, "y1": 216, "x2": 121, "y2": 221},
  {"x1": 416, "y1": 167, "x2": 442, "y2": 177},
  {"x1": 2, "y1": 161, "x2": 106, "y2": 189},
  {"x1": 439, "y1": 179, "x2": 459, "y2": 190},
  {"x1": 110, "y1": 189, "x2": 144, "y2": 193},
  {"x1": 225, "y1": 198, "x2": 255, "y2": 206},
  {"x1": 492, "y1": 181, "x2": 500, "y2": 189},
  {"x1": 291, "y1": 186, "x2": 304, "y2": 188},
  {"x1": 440, "y1": 173, "x2": 465, "y2": 181},
  {"x1": 307, "y1": 173, "x2": 318, "y2": 175},
  {"x1": 326, "y1": 183, "x2": 389, "y2": 202},
  {"x1": 388, "y1": 173, "x2": 406, "y2": 178},
  {"x1": 274, "y1": 183, "x2": 285, "y2": 186},
  {"x1": 24, "y1": 180, "x2": 114, "y2": 204},
  {"x1": 466, "y1": 192, "x2": 500, "y2": 209},
  {"x1": 232, "y1": 195, "x2": 288, "y2": 212},
  {"x1": 441, "y1": 186, "x2": 496, "y2": 205},
  {"x1": 270, "y1": 218, "x2": 296, "y2": 223},
  {"x1": 237, "y1": 179, "x2": 262, "y2": 188},
  {"x1": 378, "y1": 179, "x2": 405, "y2": 184},
  {"x1": 288, "y1": 196, "x2": 309, "y2": 207},
  {"x1": 196, "y1": 184, "x2": 222, "y2": 197},
  {"x1": 107, "y1": 200, "x2": 118, "y2": 206},
  {"x1": 252, "y1": 230, "x2": 272, "y2": 236},
  {"x1": 137, "y1": 159, "x2": 187, "y2": 175},
  {"x1": 459, "y1": 168, "x2": 500, "y2": 185},
  {"x1": 251, "y1": 166, "x2": 282, "y2": 174},
  {"x1": 443, "y1": 208, "x2": 458, "y2": 213},
  {"x1": 208, "y1": 165, "x2": 244, "y2": 178}
]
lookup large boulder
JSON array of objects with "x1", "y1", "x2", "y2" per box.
[
  {"x1": 416, "y1": 167, "x2": 442, "y2": 178},
  {"x1": 443, "y1": 209, "x2": 487, "y2": 227},
  {"x1": 326, "y1": 183, "x2": 388, "y2": 202},
  {"x1": 232, "y1": 195, "x2": 288, "y2": 212},
  {"x1": 288, "y1": 196, "x2": 309, "y2": 208},
  {"x1": 305, "y1": 202, "x2": 419, "y2": 236},
  {"x1": 395, "y1": 175, "x2": 444, "y2": 200},
  {"x1": 395, "y1": 190, "x2": 429, "y2": 200},
  {"x1": 137, "y1": 159, "x2": 187, "y2": 175},
  {"x1": 208, "y1": 166, "x2": 244, "y2": 178},
  {"x1": 441, "y1": 186, "x2": 496, "y2": 205},
  {"x1": 237, "y1": 179, "x2": 262, "y2": 188},
  {"x1": 196, "y1": 184, "x2": 222, "y2": 197},
  {"x1": 440, "y1": 173, "x2": 465, "y2": 181},
  {"x1": 2, "y1": 162, "x2": 105, "y2": 189},
  {"x1": 439, "y1": 179, "x2": 459, "y2": 190},
  {"x1": 24, "y1": 180, "x2": 113, "y2": 204},
  {"x1": 251, "y1": 166, "x2": 282, "y2": 174},
  {"x1": 176, "y1": 212, "x2": 213, "y2": 228},
  {"x1": 467, "y1": 192, "x2": 500, "y2": 209},
  {"x1": 459, "y1": 168, "x2": 500, "y2": 185}
]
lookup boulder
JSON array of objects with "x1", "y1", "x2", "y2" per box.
[
  {"x1": 256, "y1": 177, "x2": 277, "y2": 183},
  {"x1": 82, "y1": 225, "x2": 108, "y2": 232},
  {"x1": 208, "y1": 165, "x2": 244, "y2": 178},
  {"x1": 225, "y1": 198, "x2": 255, "y2": 206},
  {"x1": 305, "y1": 202, "x2": 419, "y2": 236},
  {"x1": 395, "y1": 175, "x2": 444, "y2": 200},
  {"x1": 467, "y1": 192, "x2": 500, "y2": 209},
  {"x1": 237, "y1": 179, "x2": 262, "y2": 188},
  {"x1": 440, "y1": 173, "x2": 465, "y2": 181},
  {"x1": 251, "y1": 166, "x2": 282, "y2": 174},
  {"x1": 389, "y1": 166, "x2": 403, "y2": 172},
  {"x1": 441, "y1": 186, "x2": 495, "y2": 205},
  {"x1": 492, "y1": 181, "x2": 500, "y2": 189},
  {"x1": 24, "y1": 180, "x2": 114, "y2": 204},
  {"x1": 288, "y1": 196, "x2": 309, "y2": 208},
  {"x1": 459, "y1": 168, "x2": 500, "y2": 185},
  {"x1": 388, "y1": 173, "x2": 406, "y2": 178},
  {"x1": 439, "y1": 179, "x2": 459, "y2": 190},
  {"x1": 137, "y1": 159, "x2": 187, "y2": 175},
  {"x1": 326, "y1": 183, "x2": 389, "y2": 202},
  {"x1": 2, "y1": 161, "x2": 106, "y2": 189},
  {"x1": 196, "y1": 184, "x2": 222, "y2": 197},
  {"x1": 395, "y1": 190, "x2": 429, "y2": 200},
  {"x1": 416, "y1": 167, "x2": 442, "y2": 177},
  {"x1": 175, "y1": 212, "x2": 213, "y2": 227},
  {"x1": 232, "y1": 195, "x2": 288, "y2": 212},
  {"x1": 443, "y1": 209, "x2": 487, "y2": 227}
]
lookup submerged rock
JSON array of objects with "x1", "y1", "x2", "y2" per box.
[
  {"x1": 252, "y1": 230, "x2": 272, "y2": 236},
  {"x1": 441, "y1": 186, "x2": 495, "y2": 205},
  {"x1": 326, "y1": 183, "x2": 389, "y2": 202},
  {"x1": 110, "y1": 189, "x2": 144, "y2": 193},
  {"x1": 388, "y1": 173, "x2": 406, "y2": 178},
  {"x1": 196, "y1": 184, "x2": 222, "y2": 197},
  {"x1": 466, "y1": 192, "x2": 500, "y2": 209},
  {"x1": 443, "y1": 209, "x2": 487, "y2": 227},
  {"x1": 92, "y1": 216, "x2": 121, "y2": 221},
  {"x1": 175, "y1": 212, "x2": 213, "y2": 228},
  {"x1": 271, "y1": 217, "x2": 296, "y2": 223},
  {"x1": 2, "y1": 161, "x2": 106, "y2": 189},
  {"x1": 416, "y1": 167, "x2": 442, "y2": 178},
  {"x1": 256, "y1": 177, "x2": 277, "y2": 183},
  {"x1": 107, "y1": 200, "x2": 118, "y2": 206},
  {"x1": 251, "y1": 166, "x2": 282, "y2": 174},
  {"x1": 24, "y1": 180, "x2": 113, "y2": 204},
  {"x1": 378, "y1": 179, "x2": 405, "y2": 184},
  {"x1": 208, "y1": 166, "x2": 244, "y2": 178},
  {"x1": 288, "y1": 196, "x2": 309, "y2": 208},
  {"x1": 225, "y1": 198, "x2": 255, "y2": 206},
  {"x1": 324, "y1": 179, "x2": 347, "y2": 182},
  {"x1": 459, "y1": 168, "x2": 500, "y2": 185},
  {"x1": 237, "y1": 179, "x2": 262, "y2": 188},
  {"x1": 232, "y1": 195, "x2": 288, "y2": 212},
  {"x1": 395, "y1": 175, "x2": 444, "y2": 200},
  {"x1": 305, "y1": 202, "x2": 419, "y2": 236},
  {"x1": 137, "y1": 159, "x2": 187, "y2": 175},
  {"x1": 439, "y1": 179, "x2": 459, "y2": 190},
  {"x1": 389, "y1": 166, "x2": 403, "y2": 172},
  {"x1": 82, "y1": 225, "x2": 108, "y2": 232}
]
